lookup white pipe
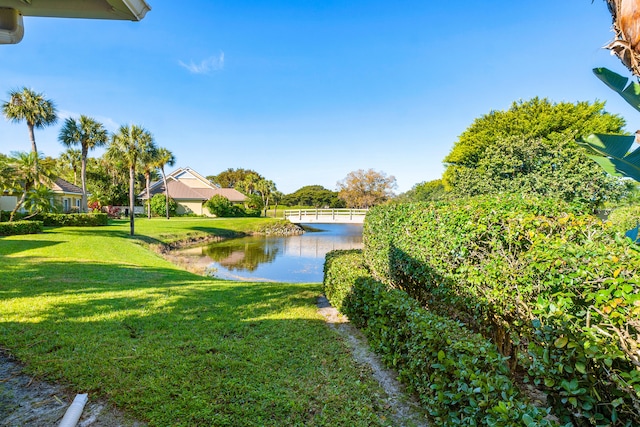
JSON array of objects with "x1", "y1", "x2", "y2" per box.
[{"x1": 58, "y1": 393, "x2": 88, "y2": 427}]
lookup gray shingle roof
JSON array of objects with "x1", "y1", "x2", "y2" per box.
[{"x1": 52, "y1": 178, "x2": 83, "y2": 195}]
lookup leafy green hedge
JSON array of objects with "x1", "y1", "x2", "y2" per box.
[
  {"x1": 0, "y1": 220, "x2": 43, "y2": 236},
  {"x1": 323, "y1": 250, "x2": 552, "y2": 426},
  {"x1": 323, "y1": 250, "x2": 369, "y2": 311},
  {"x1": 33, "y1": 213, "x2": 109, "y2": 227},
  {"x1": 363, "y1": 195, "x2": 640, "y2": 426}
]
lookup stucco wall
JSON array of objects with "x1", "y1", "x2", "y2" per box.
[
  {"x1": 176, "y1": 200, "x2": 214, "y2": 217},
  {"x1": 0, "y1": 196, "x2": 17, "y2": 212}
]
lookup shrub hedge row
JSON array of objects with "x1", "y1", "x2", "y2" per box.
[
  {"x1": 323, "y1": 250, "x2": 553, "y2": 426},
  {"x1": 0, "y1": 220, "x2": 43, "y2": 236},
  {"x1": 33, "y1": 212, "x2": 109, "y2": 227},
  {"x1": 362, "y1": 195, "x2": 640, "y2": 426}
]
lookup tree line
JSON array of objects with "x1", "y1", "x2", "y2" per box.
[{"x1": 1, "y1": 87, "x2": 175, "y2": 235}]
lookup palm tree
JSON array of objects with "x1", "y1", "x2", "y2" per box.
[
  {"x1": 59, "y1": 148, "x2": 82, "y2": 185},
  {"x1": 138, "y1": 144, "x2": 160, "y2": 219},
  {"x1": 2, "y1": 87, "x2": 57, "y2": 159},
  {"x1": 108, "y1": 124, "x2": 154, "y2": 236},
  {"x1": 7, "y1": 151, "x2": 56, "y2": 221},
  {"x1": 255, "y1": 179, "x2": 277, "y2": 217},
  {"x1": 604, "y1": 0, "x2": 640, "y2": 77},
  {"x1": 23, "y1": 185, "x2": 57, "y2": 218},
  {"x1": 153, "y1": 147, "x2": 176, "y2": 220},
  {"x1": 58, "y1": 115, "x2": 108, "y2": 212}
]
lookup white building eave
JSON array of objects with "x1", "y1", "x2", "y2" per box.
[
  {"x1": 0, "y1": 0, "x2": 150, "y2": 20},
  {"x1": 0, "y1": 0, "x2": 150, "y2": 44}
]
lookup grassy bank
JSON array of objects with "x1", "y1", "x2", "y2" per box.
[{"x1": 0, "y1": 218, "x2": 393, "y2": 426}]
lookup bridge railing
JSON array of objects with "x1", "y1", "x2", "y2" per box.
[{"x1": 283, "y1": 208, "x2": 369, "y2": 223}]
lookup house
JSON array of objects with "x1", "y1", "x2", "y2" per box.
[
  {"x1": 0, "y1": 177, "x2": 84, "y2": 214},
  {"x1": 139, "y1": 167, "x2": 248, "y2": 216},
  {"x1": 51, "y1": 178, "x2": 84, "y2": 213}
]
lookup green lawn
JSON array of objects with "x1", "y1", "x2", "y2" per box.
[{"x1": 0, "y1": 219, "x2": 394, "y2": 426}]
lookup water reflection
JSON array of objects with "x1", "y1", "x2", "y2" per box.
[
  {"x1": 202, "y1": 240, "x2": 280, "y2": 272},
  {"x1": 173, "y1": 223, "x2": 363, "y2": 282}
]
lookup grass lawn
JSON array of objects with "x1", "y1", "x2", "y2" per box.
[{"x1": 0, "y1": 218, "x2": 394, "y2": 426}]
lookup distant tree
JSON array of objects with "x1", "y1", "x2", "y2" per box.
[
  {"x1": 2, "y1": 87, "x2": 57, "y2": 160},
  {"x1": 443, "y1": 98, "x2": 627, "y2": 210},
  {"x1": 96, "y1": 151, "x2": 130, "y2": 205},
  {"x1": 58, "y1": 148, "x2": 82, "y2": 185},
  {"x1": 255, "y1": 179, "x2": 277, "y2": 217},
  {"x1": 138, "y1": 144, "x2": 160, "y2": 219},
  {"x1": 399, "y1": 179, "x2": 446, "y2": 202},
  {"x1": 58, "y1": 115, "x2": 108, "y2": 212},
  {"x1": 108, "y1": 125, "x2": 155, "y2": 236},
  {"x1": 152, "y1": 147, "x2": 176, "y2": 220},
  {"x1": 86, "y1": 156, "x2": 128, "y2": 206},
  {"x1": 281, "y1": 185, "x2": 343, "y2": 208},
  {"x1": 337, "y1": 169, "x2": 397, "y2": 208},
  {"x1": 208, "y1": 168, "x2": 264, "y2": 188},
  {"x1": 271, "y1": 190, "x2": 284, "y2": 215},
  {"x1": 244, "y1": 194, "x2": 263, "y2": 217},
  {"x1": 235, "y1": 173, "x2": 261, "y2": 196}
]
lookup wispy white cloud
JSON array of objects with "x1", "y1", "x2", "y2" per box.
[{"x1": 179, "y1": 52, "x2": 225, "y2": 74}]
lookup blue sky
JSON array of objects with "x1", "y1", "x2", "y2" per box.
[{"x1": 0, "y1": 0, "x2": 637, "y2": 194}]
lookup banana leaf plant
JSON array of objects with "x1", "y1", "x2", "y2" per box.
[{"x1": 578, "y1": 68, "x2": 640, "y2": 241}]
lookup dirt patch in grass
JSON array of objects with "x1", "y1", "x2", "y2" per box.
[
  {"x1": 0, "y1": 351, "x2": 144, "y2": 427},
  {"x1": 317, "y1": 295, "x2": 429, "y2": 427}
]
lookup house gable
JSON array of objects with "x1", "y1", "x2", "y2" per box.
[{"x1": 140, "y1": 167, "x2": 248, "y2": 211}]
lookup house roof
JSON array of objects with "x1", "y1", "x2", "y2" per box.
[
  {"x1": 0, "y1": 0, "x2": 150, "y2": 20},
  {"x1": 141, "y1": 167, "x2": 248, "y2": 203},
  {"x1": 0, "y1": 0, "x2": 150, "y2": 44},
  {"x1": 140, "y1": 178, "x2": 248, "y2": 203},
  {"x1": 51, "y1": 178, "x2": 83, "y2": 196}
]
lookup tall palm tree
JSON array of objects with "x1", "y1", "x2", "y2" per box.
[
  {"x1": 153, "y1": 147, "x2": 176, "y2": 220},
  {"x1": 255, "y1": 178, "x2": 276, "y2": 217},
  {"x1": 2, "y1": 87, "x2": 57, "y2": 160},
  {"x1": 59, "y1": 148, "x2": 82, "y2": 185},
  {"x1": 138, "y1": 144, "x2": 160, "y2": 219},
  {"x1": 108, "y1": 124, "x2": 154, "y2": 236},
  {"x1": 58, "y1": 115, "x2": 108, "y2": 212}
]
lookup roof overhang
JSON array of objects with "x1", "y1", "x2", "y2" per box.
[{"x1": 0, "y1": 0, "x2": 150, "y2": 44}]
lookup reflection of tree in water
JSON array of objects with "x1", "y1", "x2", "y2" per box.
[{"x1": 202, "y1": 238, "x2": 280, "y2": 272}]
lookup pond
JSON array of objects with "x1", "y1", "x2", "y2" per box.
[{"x1": 172, "y1": 223, "x2": 363, "y2": 283}]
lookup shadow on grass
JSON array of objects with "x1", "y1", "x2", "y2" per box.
[
  {"x1": 0, "y1": 239, "x2": 63, "y2": 256},
  {"x1": 0, "y1": 258, "x2": 395, "y2": 426}
]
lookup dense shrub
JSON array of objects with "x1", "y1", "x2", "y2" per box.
[
  {"x1": 323, "y1": 250, "x2": 369, "y2": 311},
  {"x1": 150, "y1": 193, "x2": 177, "y2": 217},
  {"x1": 0, "y1": 211, "x2": 25, "y2": 222},
  {"x1": 363, "y1": 194, "x2": 640, "y2": 425},
  {"x1": 323, "y1": 250, "x2": 552, "y2": 426},
  {"x1": 0, "y1": 220, "x2": 43, "y2": 236},
  {"x1": 205, "y1": 195, "x2": 252, "y2": 217},
  {"x1": 33, "y1": 213, "x2": 109, "y2": 226}
]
